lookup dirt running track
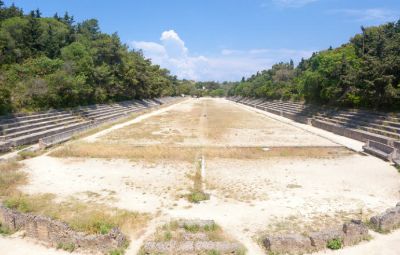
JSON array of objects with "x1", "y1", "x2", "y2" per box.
[{"x1": 1, "y1": 98, "x2": 399, "y2": 255}]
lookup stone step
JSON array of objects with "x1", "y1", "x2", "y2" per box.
[
  {"x1": 10, "y1": 121, "x2": 90, "y2": 147},
  {"x1": 322, "y1": 110, "x2": 400, "y2": 123},
  {"x1": 317, "y1": 112, "x2": 400, "y2": 129},
  {"x1": 1, "y1": 115, "x2": 79, "y2": 135},
  {"x1": 311, "y1": 119, "x2": 393, "y2": 145},
  {"x1": 360, "y1": 126, "x2": 400, "y2": 140},
  {"x1": 0, "y1": 110, "x2": 74, "y2": 125},
  {"x1": 0, "y1": 112, "x2": 74, "y2": 129},
  {"x1": 0, "y1": 141, "x2": 11, "y2": 152},
  {"x1": 314, "y1": 116, "x2": 400, "y2": 140},
  {"x1": 82, "y1": 105, "x2": 144, "y2": 120},
  {"x1": 77, "y1": 102, "x2": 146, "y2": 117},
  {"x1": 3, "y1": 119, "x2": 83, "y2": 140},
  {"x1": 79, "y1": 106, "x2": 129, "y2": 118},
  {"x1": 93, "y1": 107, "x2": 142, "y2": 122},
  {"x1": 362, "y1": 140, "x2": 396, "y2": 161}
]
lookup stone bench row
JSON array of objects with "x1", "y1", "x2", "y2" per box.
[
  {"x1": 316, "y1": 112, "x2": 400, "y2": 130},
  {"x1": 0, "y1": 99, "x2": 157, "y2": 127},
  {"x1": 231, "y1": 98, "x2": 400, "y2": 147},
  {"x1": 39, "y1": 98, "x2": 179, "y2": 149},
  {"x1": 1, "y1": 118, "x2": 83, "y2": 140},
  {"x1": 320, "y1": 110, "x2": 400, "y2": 123},
  {"x1": 78, "y1": 104, "x2": 142, "y2": 120},
  {"x1": 363, "y1": 140, "x2": 399, "y2": 162},
  {"x1": 0, "y1": 115, "x2": 79, "y2": 136},
  {"x1": 0, "y1": 110, "x2": 71, "y2": 125},
  {"x1": 0, "y1": 98, "x2": 174, "y2": 151},
  {"x1": 10, "y1": 121, "x2": 91, "y2": 147},
  {"x1": 314, "y1": 116, "x2": 400, "y2": 140},
  {"x1": 234, "y1": 97, "x2": 400, "y2": 122},
  {"x1": 0, "y1": 112, "x2": 77, "y2": 131}
]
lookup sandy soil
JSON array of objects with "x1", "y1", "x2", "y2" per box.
[
  {"x1": 95, "y1": 98, "x2": 338, "y2": 147},
  {"x1": 0, "y1": 235, "x2": 84, "y2": 255},
  {"x1": 22, "y1": 157, "x2": 193, "y2": 213},
  {"x1": 5, "y1": 98, "x2": 400, "y2": 255}
]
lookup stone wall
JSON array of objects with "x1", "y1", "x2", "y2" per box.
[
  {"x1": 370, "y1": 203, "x2": 400, "y2": 232},
  {"x1": 263, "y1": 220, "x2": 369, "y2": 254},
  {"x1": 0, "y1": 205, "x2": 127, "y2": 254}
]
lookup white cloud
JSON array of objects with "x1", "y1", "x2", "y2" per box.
[
  {"x1": 270, "y1": 0, "x2": 318, "y2": 8},
  {"x1": 131, "y1": 30, "x2": 314, "y2": 81},
  {"x1": 330, "y1": 8, "x2": 399, "y2": 22}
]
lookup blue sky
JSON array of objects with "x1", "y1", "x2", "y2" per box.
[{"x1": 4, "y1": 0, "x2": 400, "y2": 81}]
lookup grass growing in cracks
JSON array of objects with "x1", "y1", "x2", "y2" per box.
[{"x1": 187, "y1": 156, "x2": 210, "y2": 203}]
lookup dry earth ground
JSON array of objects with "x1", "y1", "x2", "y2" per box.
[{"x1": 1, "y1": 98, "x2": 399, "y2": 255}]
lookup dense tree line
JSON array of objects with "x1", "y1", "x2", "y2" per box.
[
  {"x1": 174, "y1": 80, "x2": 233, "y2": 98},
  {"x1": 229, "y1": 20, "x2": 400, "y2": 110},
  {"x1": 0, "y1": 1, "x2": 177, "y2": 114}
]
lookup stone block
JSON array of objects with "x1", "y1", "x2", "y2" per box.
[
  {"x1": 143, "y1": 241, "x2": 175, "y2": 253},
  {"x1": 182, "y1": 232, "x2": 209, "y2": 241},
  {"x1": 342, "y1": 220, "x2": 369, "y2": 246},
  {"x1": 194, "y1": 241, "x2": 241, "y2": 253},
  {"x1": 177, "y1": 219, "x2": 215, "y2": 228},
  {"x1": 370, "y1": 206, "x2": 400, "y2": 232},
  {"x1": 263, "y1": 234, "x2": 313, "y2": 254},
  {"x1": 309, "y1": 228, "x2": 344, "y2": 250}
]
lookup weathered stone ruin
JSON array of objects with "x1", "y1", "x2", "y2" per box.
[
  {"x1": 263, "y1": 220, "x2": 369, "y2": 254},
  {"x1": 141, "y1": 219, "x2": 244, "y2": 255},
  {"x1": 0, "y1": 205, "x2": 127, "y2": 254},
  {"x1": 370, "y1": 202, "x2": 400, "y2": 232}
]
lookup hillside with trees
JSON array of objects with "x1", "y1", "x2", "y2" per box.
[
  {"x1": 0, "y1": 1, "x2": 177, "y2": 114},
  {"x1": 229, "y1": 20, "x2": 400, "y2": 111}
]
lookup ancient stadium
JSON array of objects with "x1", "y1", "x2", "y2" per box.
[
  {"x1": 1, "y1": 1, "x2": 400, "y2": 254},
  {"x1": 0, "y1": 97, "x2": 399, "y2": 255}
]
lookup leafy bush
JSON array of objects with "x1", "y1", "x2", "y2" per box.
[{"x1": 327, "y1": 238, "x2": 342, "y2": 250}]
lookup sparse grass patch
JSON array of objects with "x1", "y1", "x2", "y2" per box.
[
  {"x1": 0, "y1": 160, "x2": 26, "y2": 197},
  {"x1": 263, "y1": 211, "x2": 370, "y2": 235},
  {"x1": 187, "y1": 191, "x2": 210, "y2": 203},
  {"x1": 286, "y1": 184, "x2": 302, "y2": 189},
  {"x1": 3, "y1": 194, "x2": 150, "y2": 235},
  {"x1": 0, "y1": 223, "x2": 12, "y2": 236},
  {"x1": 163, "y1": 231, "x2": 172, "y2": 241},
  {"x1": 146, "y1": 219, "x2": 244, "y2": 254},
  {"x1": 187, "y1": 158, "x2": 210, "y2": 203},
  {"x1": 17, "y1": 149, "x2": 44, "y2": 160},
  {"x1": 203, "y1": 146, "x2": 352, "y2": 160},
  {"x1": 108, "y1": 248, "x2": 125, "y2": 255},
  {"x1": 57, "y1": 242, "x2": 75, "y2": 253},
  {"x1": 50, "y1": 143, "x2": 198, "y2": 163},
  {"x1": 183, "y1": 223, "x2": 200, "y2": 233},
  {"x1": 327, "y1": 238, "x2": 342, "y2": 250}
]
